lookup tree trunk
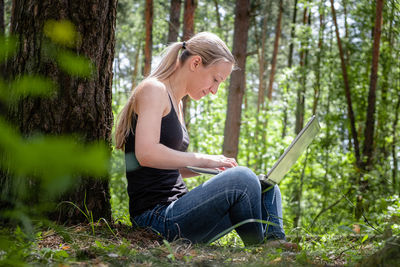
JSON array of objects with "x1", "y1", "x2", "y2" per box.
[
  {"x1": 377, "y1": 0, "x2": 395, "y2": 161},
  {"x1": 393, "y1": 92, "x2": 400, "y2": 195},
  {"x1": 131, "y1": 41, "x2": 141, "y2": 91},
  {"x1": 330, "y1": 0, "x2": 361, "y2": 165},
  {"x1": 143, "y1": 0, "x2": 153, "y2": 77},
  {"x1": 223, "y1": 0, "x2": 250, "y2": 159},
  {"x1": 256, "y1": 0, "x2": 271, "y2": 112},
  {"x1": 0, "y1": 0, "x2": 4, "y2": 34},
  {"x1": 182, "y1": 0, "x2": 196, "y2": 41},
  {"x1": 282, "y1": 0, "x2": 298, "y2": 138},
  {"x1": 5, "y1": 0, "x2": 116, "y2": 223},
  {"x1": 313, "y1": 2, "x2": 325, "y2": 115},
  {"x1": 362, "y1": 0, "x2": 384, "y2": 169},
  {"x1": 167, "y1": 0, "x2": 181, "y2": 43},
  {"x1": 294, "y1": 7, "x2": 309, "y2": 135},
  {"x1": 182, "y1": 0, "x2": 197, "y2": 128},
  {"x1": 212, "y1": 0, "x2": 221, "y2": 29},
  {"x1": 266, "y1": 0, "x2": 283, "y2": 101},
  {"x1": 287, "y1": 0, "x2": 298, "y2": 69}
]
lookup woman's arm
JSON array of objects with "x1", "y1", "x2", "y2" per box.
[{"x1": 133, "y1": 79, "x2": 237, "y2": 170}]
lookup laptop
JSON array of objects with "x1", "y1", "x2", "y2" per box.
[{"x1": 186, "y1": 115, "x2": 320, "y2": 187}]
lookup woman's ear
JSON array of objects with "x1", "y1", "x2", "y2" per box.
[{"x1": 189, "y1": 55, "x2": 202, "y2": 71}]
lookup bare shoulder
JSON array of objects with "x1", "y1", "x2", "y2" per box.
[
  {"x1": 136, "y1": 78, "x2": 168, "y2": 99},
  {"x1": 134, "y1": 78, "x2": 169, "y2": 113}
]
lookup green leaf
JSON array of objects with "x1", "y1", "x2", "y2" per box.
[
  {"x1": 44, "y1": 19, "x2": 78, "y2": 47},
  {"x1": 361, "y1": 234, "x2": 368, "y2": 243},
  {"x1": 0, "y1": 36, "x2": 17, "y2": 63},
  {"x1": 10, "y1": 75, "x2": 55, "y2": 98},
  {"x1": 57, "y1": 50, "x2": 94, "y2": 77}
]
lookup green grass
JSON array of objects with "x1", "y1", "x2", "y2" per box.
[{"x1": 0, "y1": 222, "x2": 388, "y2": 266}]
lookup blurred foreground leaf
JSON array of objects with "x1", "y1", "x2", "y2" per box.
[
  {"x1": 57, "y1": 50, "x2": 94, "y2": 77},
  {"x1": 44, "y1": 20, "x2": 78, "y2": 47},
  {"x1": 10, "y1": 75, "x2": 56, "y2": 97},
  {"x1": 0, "y1": 35, "x2": 17, "y2": 63},
  {"x1": 0, "y1": 119, "x2": 109, "y2": 197}
]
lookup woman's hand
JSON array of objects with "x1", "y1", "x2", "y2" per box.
[{"x1": 197, "y1": 154, "x2": 238, "y2": 169}]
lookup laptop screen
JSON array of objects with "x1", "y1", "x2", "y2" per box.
[{"x1": 266, "y1": 115, "x2": 320, "y2": 184}]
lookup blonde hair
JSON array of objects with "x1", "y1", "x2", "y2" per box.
[{"x1": 115, "y1": 32, "x2": 235, "y2": 150}]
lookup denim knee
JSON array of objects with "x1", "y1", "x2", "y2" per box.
[{"x1": 227, "y1": 166, "x2": 261, "y2": 192}]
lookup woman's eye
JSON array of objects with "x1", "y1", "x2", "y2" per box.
[{"x1": 214, "y1": 79, "x2": 218, "y2": 83}]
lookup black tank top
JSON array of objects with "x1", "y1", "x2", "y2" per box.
[{"x1": 125, "y1": 94, "x2": 189, "y2": 217}]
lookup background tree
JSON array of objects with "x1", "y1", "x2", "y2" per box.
[
  {"x1": 266, "y1": 0, "x2": 283, "y2": 101},
  {"x1": 0, "y1": 0, "x2": 4, "y2": 34},
  {"x1": 168, "y1": 0, "x2": 182, "y2": 43},
  {"x1": 143, "y1": 0, "x2": 153, "y2": 77},
  {"x1": 223, "y1": 0, "x2": 250, "y2": 159},
  {"x1": 182, "y1": 0, "x2": 197, "y2": 124}
]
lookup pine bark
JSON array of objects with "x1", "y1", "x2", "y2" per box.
[
  {"x1": 144, "y1": 0, "x2": 153, "y2": 77},
  {"x1": 362, "y1": 0, "x2": 384, "y2": 169},
  {"x1": 223, "y1": 0, "x2": 250, "y2": 159},
  {"x1": 167, "y1": 0, "x2": 181, "y2": 43},
  {"x1": 266, "y1": 0, "x2": 283, "y2": 101},
  {"x1": 5, "y1": 0, "x2": 116, "y2": 223}
]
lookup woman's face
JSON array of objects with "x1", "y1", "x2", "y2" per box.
[{"x1": 187, "y1": 59, "x2": 233, "y2": 100}]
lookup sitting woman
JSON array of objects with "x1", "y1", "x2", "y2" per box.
[{"x1": 115, "y1": 32, "x2": 294, "y2": 247}]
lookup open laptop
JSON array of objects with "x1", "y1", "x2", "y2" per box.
[{"x1": 186, "y1": 115, "x2": 320, "y2": 186}]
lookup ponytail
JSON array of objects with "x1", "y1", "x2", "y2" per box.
[{"x1": 115, "y1": 32, "x2": 235, "y2": 150}]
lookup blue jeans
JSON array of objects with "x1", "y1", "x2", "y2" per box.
[{"x1": 132, "y1": 166, "x2": 285, "y2": 245}]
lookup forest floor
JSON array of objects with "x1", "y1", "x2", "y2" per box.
[{"x1": 0, "y1": 222, "x2": 398, "y2": 266}]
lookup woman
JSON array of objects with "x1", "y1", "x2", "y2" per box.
[{"x1": 115, "y1": 32, "x2": 291, "y2": 247}]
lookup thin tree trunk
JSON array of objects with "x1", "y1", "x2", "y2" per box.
[
  {"x1": 393, "y1": 91, "x2": 400, "y2": 195},
  {"x1": 182, "y1": 0, "x2": 196, "y2": 40},
  {"x1": 131, "y1": 41, "x2": 141, "y2": 91},
  {"x1": 0, "y1": 0, "x2": 4, "y2": 34},
  {"x1": 256, "y1": 0, "x2": 271, "y2": 112},
  {"x1": 295, "y1": 7, "x2": 308, "y2": 134},
  {"x1": 377, "y1": 0, "x2": 395, "y2": 160},
  {"x1": 313, "y1": 2, "x2": 325, "y2": 115},
  {"x1": 266, "y1": 0, "x2": 283, "y2": 101},
  {"x1": 253, "y1": 0, "x2": 271, "y2": 170},
  {"x1": 293, "y1": 150, "x2": 309, "y2": 228},
  {"x1": 362, "y1": 0, "x2": 384, "y2": 169},
  {"x1": 212, "y1": 0, "x2": 221, "y2": 29},
  {"x1": 330, "y1": 0, "x2": 360, "y2": 165},
  {"x1": 168, "y1": 0, "x2": 181, "y2": 43},
  {"x1": 5, "y1": 0, "x2": 116, "y2": 223},
  {"x1": 343, "y1": 0, "x2": 350, "y2": 65},
  {"x1": 223, "y1": 0, "x2": 250, "y2": 159},
  {"x1": 282, "y1": 0, "x2": 298, "y2": 138},
  {"x1": 182, "y1": 0, "x2": 197, "y2": 127},
  {"x1": 288, "y1": 0, "x2": 298, "y2": 68},
  {"x1": 143, "y1": 0, "x2": 153, "y2": 77}
]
